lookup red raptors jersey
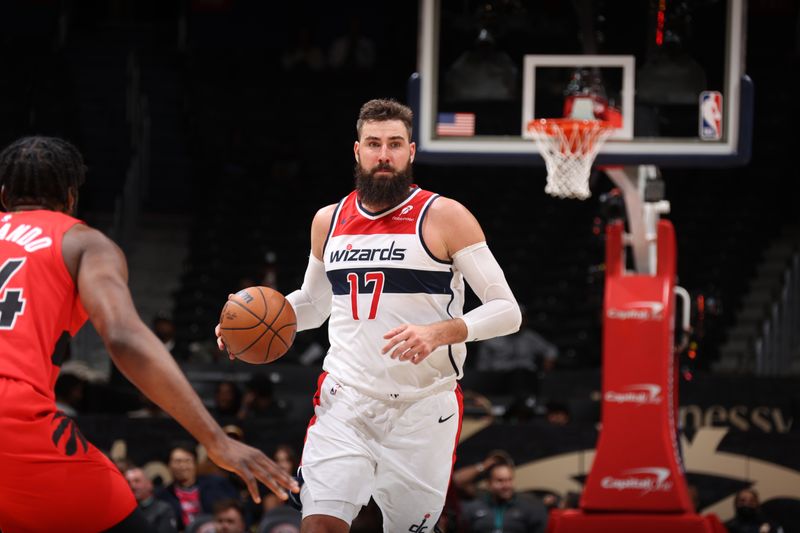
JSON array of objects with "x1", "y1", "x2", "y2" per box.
[{"x1": 0, "y1": 210, "x2": 87, "y2": 399}]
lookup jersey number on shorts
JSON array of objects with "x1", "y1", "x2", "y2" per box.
[
  {"x1": 0, "y1": 258, "x2": 26, "y2": 329},
  {"x1": 346, "y1": 271, "x2": 385, "y2": 320}
]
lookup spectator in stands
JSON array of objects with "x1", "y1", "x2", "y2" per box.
[
  {"x1": 453, "y1": 449, "x2": 515, "y2": 503},
  {"x1": 443, "y1": 449, "x2": 515, "y2": 532},
  {"x1": 185, "y1": 515, "x2": 216, "y2": 533},
  {"x1": 544, "y1": 401, "x2": 571, "y2": 426},
  {"x1": 237, "y1": 372, "x2": 285, "y2": 421},
  {"x1": 262, "y1": 444, "x2": 300, "y2": 511},
  {"x1": 197, "y1": 424, "x2": 261, "y2": 528},
  {"x1": 540, "y1": 491, "x2": 562, "y2": 512},
  {"x1": 157, "y1": 442, "x2": 240, "y2": 531},
  {"x1": 563, "y1": 491, "x2": 581, "y2": 509},
  {"x1": 254, "y1": 444, "x2": 303, "y2": 532},
  {"x1": 477, "y1": 305, "x2": 558, "y2": 376},
  {"x1": 724, "y1": 488, "x2": 784, "y2": 533},
  {"x1": 281, "y1": 26, "x2": 325, "y2": 72},
  {"x1": 462, "y1": 460, "x2": 549, "y2": 533},
  {"x1": 213, "y1": 498, "x2": 248, "y2": 533},
  {"x1": 687, "y1": 483, "x2": 701, "y2": 512},
  {"x1": 477, "y1": 305, "x2": 558, "y2": 422},
  {"x1": 327, "y1": 15, "x2": 376, "y2": 71},
  {"x1": 461, "y1": 387, "x2": 495, "y2": 418},
  {"x1": 198, "y1": 424, "x2": 246, "y2": 477},
  {"x1": 273, "y1": 444, "x2": 299, "y2": 476},
  {"x1": 110, "y1": 455, "x2": 134, "y2": 473},
  {"x1": 55, "y1": 372, "x2": 86, "y2": 416},
  {"x1": 259, "y1": 504, "x2": 302, "y2": 533},
  {"x1": 211, "y1": 380, "x2": 243, "y2": 421},
  {"x1": 153, "y1": 314, "x2": 177, "y2": 356},
  {"x1": 125, "y1": 466, "x2": 179, "y2": 533},
  {"x1": 255, "y1": 445, "x2": 302, "y2": 531}
]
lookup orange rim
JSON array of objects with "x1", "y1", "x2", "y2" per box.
[{"x1": 527, "y1": 118, "x2": 613, "y2": 135}]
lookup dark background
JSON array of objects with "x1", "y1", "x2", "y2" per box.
[
  {"x1": 1, "y1": 0, "x2": 797, "y2": 371},
  {"x1": 1, "y1": 0, "x2": 799, "y2": 530}
]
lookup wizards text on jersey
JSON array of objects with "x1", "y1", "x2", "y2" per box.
[{"x1": 329, "y1": 241, "x2": 407, "y2": 263}]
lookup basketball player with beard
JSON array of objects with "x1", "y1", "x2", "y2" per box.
[{"x1": 217, "y1": 99, "x2": 521, "y2": 533}]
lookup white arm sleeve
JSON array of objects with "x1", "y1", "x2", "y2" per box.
[
  {"x1": 453, "y1": 242, "x2": 522, "y2": 342},
  {"x1": 285, "y1": 254, "x2": 332, "y2": 331}
]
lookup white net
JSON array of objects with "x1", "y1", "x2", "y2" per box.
[{"x1": 528, "y1": 119, "x2": 614, "y2": 200}]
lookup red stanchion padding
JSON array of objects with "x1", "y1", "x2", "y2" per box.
[
  {"x1": 580, "y1": 220, "x2": 694, "y2": 513},
  {"x1": 546, "y1": 509, "x2": 728, "y2": 533}
]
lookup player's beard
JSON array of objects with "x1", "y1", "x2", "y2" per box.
[{"x1": 354, "y1": 159, "x2": 414, "y2": 209}]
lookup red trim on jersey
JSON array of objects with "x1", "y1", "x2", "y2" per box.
[
  {"x1": 302, "y1": 371, "x2": 329, "y2": 447},
  {"x1": 443, "y1": 388, "x2": 465, "y2": 531},
  {"x1": 322, "y1": 198, "x2": 346, "y2": 260},
  {"x1": 449, "y1": 384, "x2": 465, "y2": 475},
  {"x1": 331, "y1": 188, "x2": 435, "y2": 237}
]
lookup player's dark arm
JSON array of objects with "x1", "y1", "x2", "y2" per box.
[{"x1": 63, "y1": 224, "x2": 298, "y2": 501}]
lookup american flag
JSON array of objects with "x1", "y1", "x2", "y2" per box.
[{"x1": 436, "y1": 112, "x2": 475, "y2": 137}]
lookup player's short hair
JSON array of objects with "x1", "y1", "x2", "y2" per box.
[
  {"x1": 0, "y1": 136, "x2": 86, "y2": 210},
  {"x1": 356, "y1": 99, "x2": 413, "y2": 140}
]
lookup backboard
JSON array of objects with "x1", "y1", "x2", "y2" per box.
[{"x1": 410, "y1": 0, "x2": 752, "y2": 167}]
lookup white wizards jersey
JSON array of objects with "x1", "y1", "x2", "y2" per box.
[{"x1": 322, "y1": 187, "x2": 466, "y2": 400}]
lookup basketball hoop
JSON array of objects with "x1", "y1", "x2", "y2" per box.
[{"x1": 527, "y1": 118, "x2": 614, "y2": 200}]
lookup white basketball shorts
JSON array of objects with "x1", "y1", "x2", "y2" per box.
[{"x1": 299, "y1": 372, "x2": 463, "y2": 531}]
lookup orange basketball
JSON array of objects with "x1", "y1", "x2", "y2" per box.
[{"x1": 219, "y1": 286, "x2": 297, "y2": 364}]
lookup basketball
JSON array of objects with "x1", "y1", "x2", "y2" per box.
[{"x1": 219, "y1": 286, "x2": 297, "y2": 364}]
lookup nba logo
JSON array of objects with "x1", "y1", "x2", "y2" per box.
[{"x1": 699, "y1": 91, "x2": 723, "y2": 141}]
